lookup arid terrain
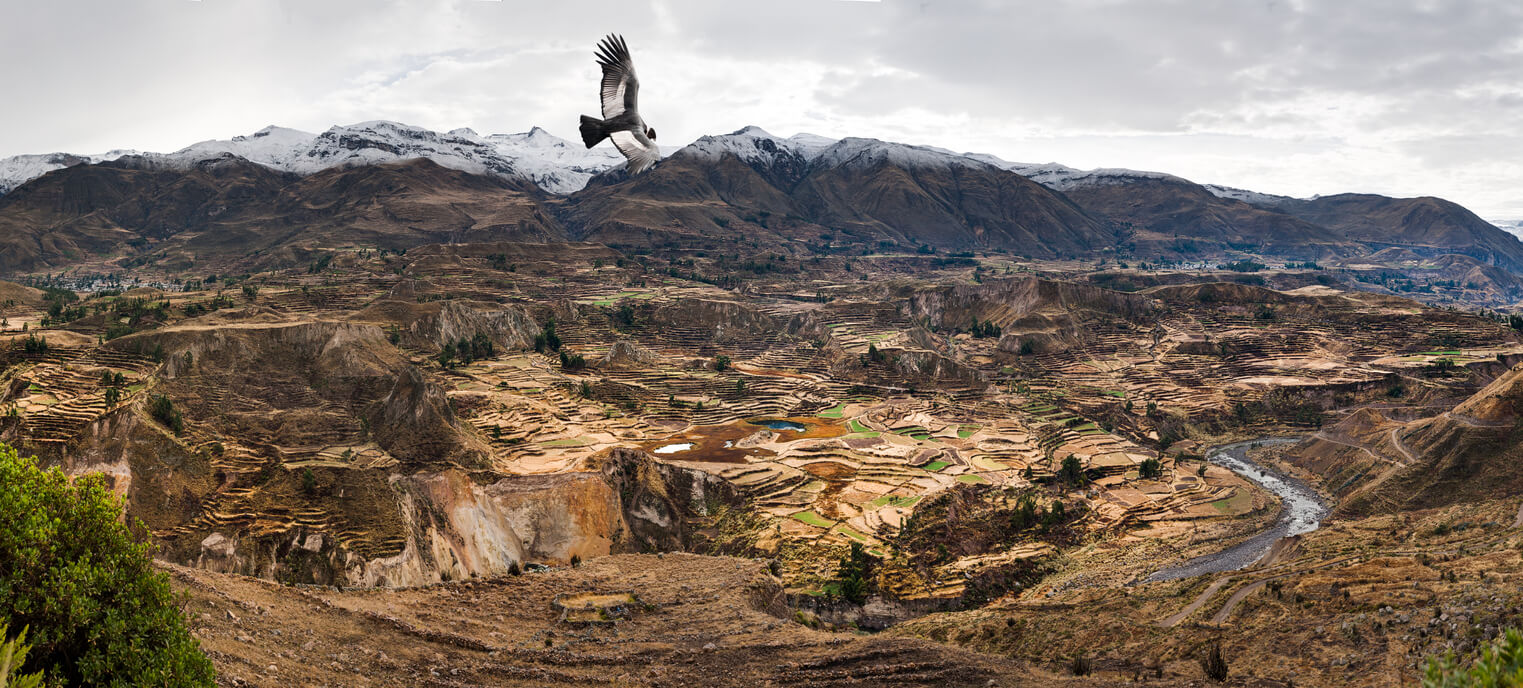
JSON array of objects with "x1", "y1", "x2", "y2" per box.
[{"x1": 5, "y1": 124, "x2": 1523, "y2": 686}]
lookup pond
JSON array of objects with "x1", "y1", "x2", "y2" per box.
[
  {"x1": 652, "y1": 443, "x2": 695, "y2": 454},
  {"x1": 750, "y1": 419, "x2": 807, "y2": 433}
]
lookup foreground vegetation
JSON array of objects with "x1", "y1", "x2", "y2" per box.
[{"x1": 0, "y1": 442, "x2": 214, "y2": 686}]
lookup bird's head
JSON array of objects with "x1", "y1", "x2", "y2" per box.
[{"x1": 646, "y1": 128, "x2": 657, "y2": 141}]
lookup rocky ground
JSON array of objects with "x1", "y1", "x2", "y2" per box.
[{"x1": 170, "y1": 553, "x2": 1027, "y2": 688}]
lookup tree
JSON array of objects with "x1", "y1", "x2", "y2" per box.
[
  {"x1": 0, "y1": 443, "x2": 216, "y2": 685},
  {"x1": 301, "y1": 467, "x2": 317, "y2": 495},
  {"x1": 1059, "y1": 455, "x2": 1087, "y2": 486},
  {"x1": 714, "y1": 354, "x2": 731, "y2": 372},
  {"x1": 535, "y1": 318, "x2": 562, "y2": 353},
  {"x1": 1138, "y1": 457, "x2": 1163, "y2": 480},
  {"x1": 834, "y1": 542, "x2": 874, "y2": 604}
]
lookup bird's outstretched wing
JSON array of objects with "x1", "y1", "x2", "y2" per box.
[
  {"x1": 609, "y1": 129, "x2": 660, "y2": 174},
  {"x1": 595, "y1": 34, "x2": 639, "y2": 120}
]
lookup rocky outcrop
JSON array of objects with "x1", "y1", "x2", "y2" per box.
[
  {"x1": 372, "y1": 366, "x2": 485, "y2": 467},
  {"x1": 352, "y1": 299, "x2": 541, "y2": 353},
  {"x1": 597, "y1": 339, "x2": 658, "y2": 369},
  {"x1": 903, "y1": 277, "x2": 1161, "y2": 332}
]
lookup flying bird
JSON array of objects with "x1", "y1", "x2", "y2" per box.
[{"x1": 579, "y1": 34, "x2": 660, "y2": 175}]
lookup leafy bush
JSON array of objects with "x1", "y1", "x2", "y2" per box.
[
  {"x1": 0, "y1": 443, "x2": 215, "y2": 685},
  {"x1": 0, "y1": 625, "x2": 42, "y2": 688},
  {"x1": 1422, "y1": 628, "x2": 1523, "y2": 687}
]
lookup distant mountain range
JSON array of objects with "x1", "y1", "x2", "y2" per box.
[{"x1": 1, "y1": 121, "x2": 1519, "y2": 275}]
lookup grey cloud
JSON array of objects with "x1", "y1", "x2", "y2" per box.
[{"x1": 0, "y1": 0, "x2": 1520, "y2": 215}]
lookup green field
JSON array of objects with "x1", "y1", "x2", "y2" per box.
[
  {"x1": 956, "y1": 424, "x2": 980, "y2": 438},
  {"x1": 848, "y1": 419, "x2": 872, "y2": 433},
  {"x1": 922, "y1": 460, "x2": 950, "y2": 472},
  {"x1": 790, "y1": 510, "x2": 835, "y2": 528},
  {"x1": 956, "y1": 474, "x2": 990, "y2": 484},
  {"x1": 870, "y1": 494, "x2": 921, "y2": 508},
  {"x1": 817, "y1": 402, "x2": 848, "y2": 418},
  {"x1": 834, "y1": 525, "x2": 870, "y2": 542}
]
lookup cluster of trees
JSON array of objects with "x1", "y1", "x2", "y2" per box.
[
  {"x1": 437, "y1": 333, "x2": 495, "y2": 368},
  {"x1": 534, "y1": 318, "x2": 562, "y2": 353},
  {"x1": 967, "y1": 317, "x2": 1001, "y2": 339},
  {"x1": 18, "y1": 335, "x2": 47, "y2": 354},
  {"x1": 860, "y1": 343, "x2": 888, "y2": 366},
  {"x1": 559, "y1": 350, "x2": 587, "y2": 370},
  {"x1": 101, "y1": 370, "x2": 127, "y2": 406},
  {"x1": 1007, "y1": 494, "x2": 1070, "y2": 532},
  {"x1": 149, "y1": 394, "x2": 184, "y2": 435}
]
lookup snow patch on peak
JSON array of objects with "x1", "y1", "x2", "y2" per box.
[
  {"x1": 0, "y1": 150, "x2": 138, "y2": 195},
  {"x1": 965, "y1": 153, "x2": 1187, "y2": 191},
  {"x1": 485, "y1": 128, "x2": 625, "y2": 194},
  {"x1": 680, "y1": 125, "x2": 810, "y2": 168},
  {"x1": 1203, "y1": 184, "x2": 1295, "y2": 206},
  {"x1": 786, "y1": 133, "x2": 837, "y2": 158},
  {"x1": 813, "y1": 137, "x2": 989, "y2": 172}
]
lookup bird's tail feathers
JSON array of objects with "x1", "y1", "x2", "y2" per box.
[{"x1": 579, "y1": 115, "x2": 608, "y2": 149}]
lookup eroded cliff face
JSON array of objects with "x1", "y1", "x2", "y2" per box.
[
  {"x1": 351, "y1": 299, "x2": 541, "y2": 353},
  {"x1": 157, "y1": 446, "x2": 737, "y2": 588},
  {"x1": 902, "y1": 276, "x2": 1161, "y2": 333}
]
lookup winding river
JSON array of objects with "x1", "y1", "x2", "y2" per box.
[{"x1": 1145, "y1": 437, "x2": 1328, "y2": 582}]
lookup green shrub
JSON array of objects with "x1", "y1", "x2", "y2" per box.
[
  {"x1": 1422, "y1": 628, "x2": 1523, "y2": 687},
  {"x1": 0, "y1": 625, "x2": 42, "y2": 688},
  {"x1": 0, "y1": 443, "x2": 215, "y2": 685}
]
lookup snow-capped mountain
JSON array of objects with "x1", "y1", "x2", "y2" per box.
[
  {"x1": 1, "y1": 119, "x2": 1308, "y2": 203},
  {"x1": 677, "y1": 126, "x2": 998, "y2": 177},
  {"x1": 481, "y1": 127, "x2": 627, "y2": 194},
  {"x1": 0, "y1": 151, "x2": 138, "y2": 195},
  {"x1": 0, "y1": 122, "x2": 628, "y2": 197}
]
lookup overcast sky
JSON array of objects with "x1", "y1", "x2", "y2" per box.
[{"x1": 3, "y1": 0, "x2": 1521, "y2": 217}]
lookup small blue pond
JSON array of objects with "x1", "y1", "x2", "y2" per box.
[{"x1": 750, "y1": 419, "x2": 807, "y2": 433}]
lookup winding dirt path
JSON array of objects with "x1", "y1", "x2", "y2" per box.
[{"x1": 1157, "y1": 577, "x2": 1234, "y2": 627}]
